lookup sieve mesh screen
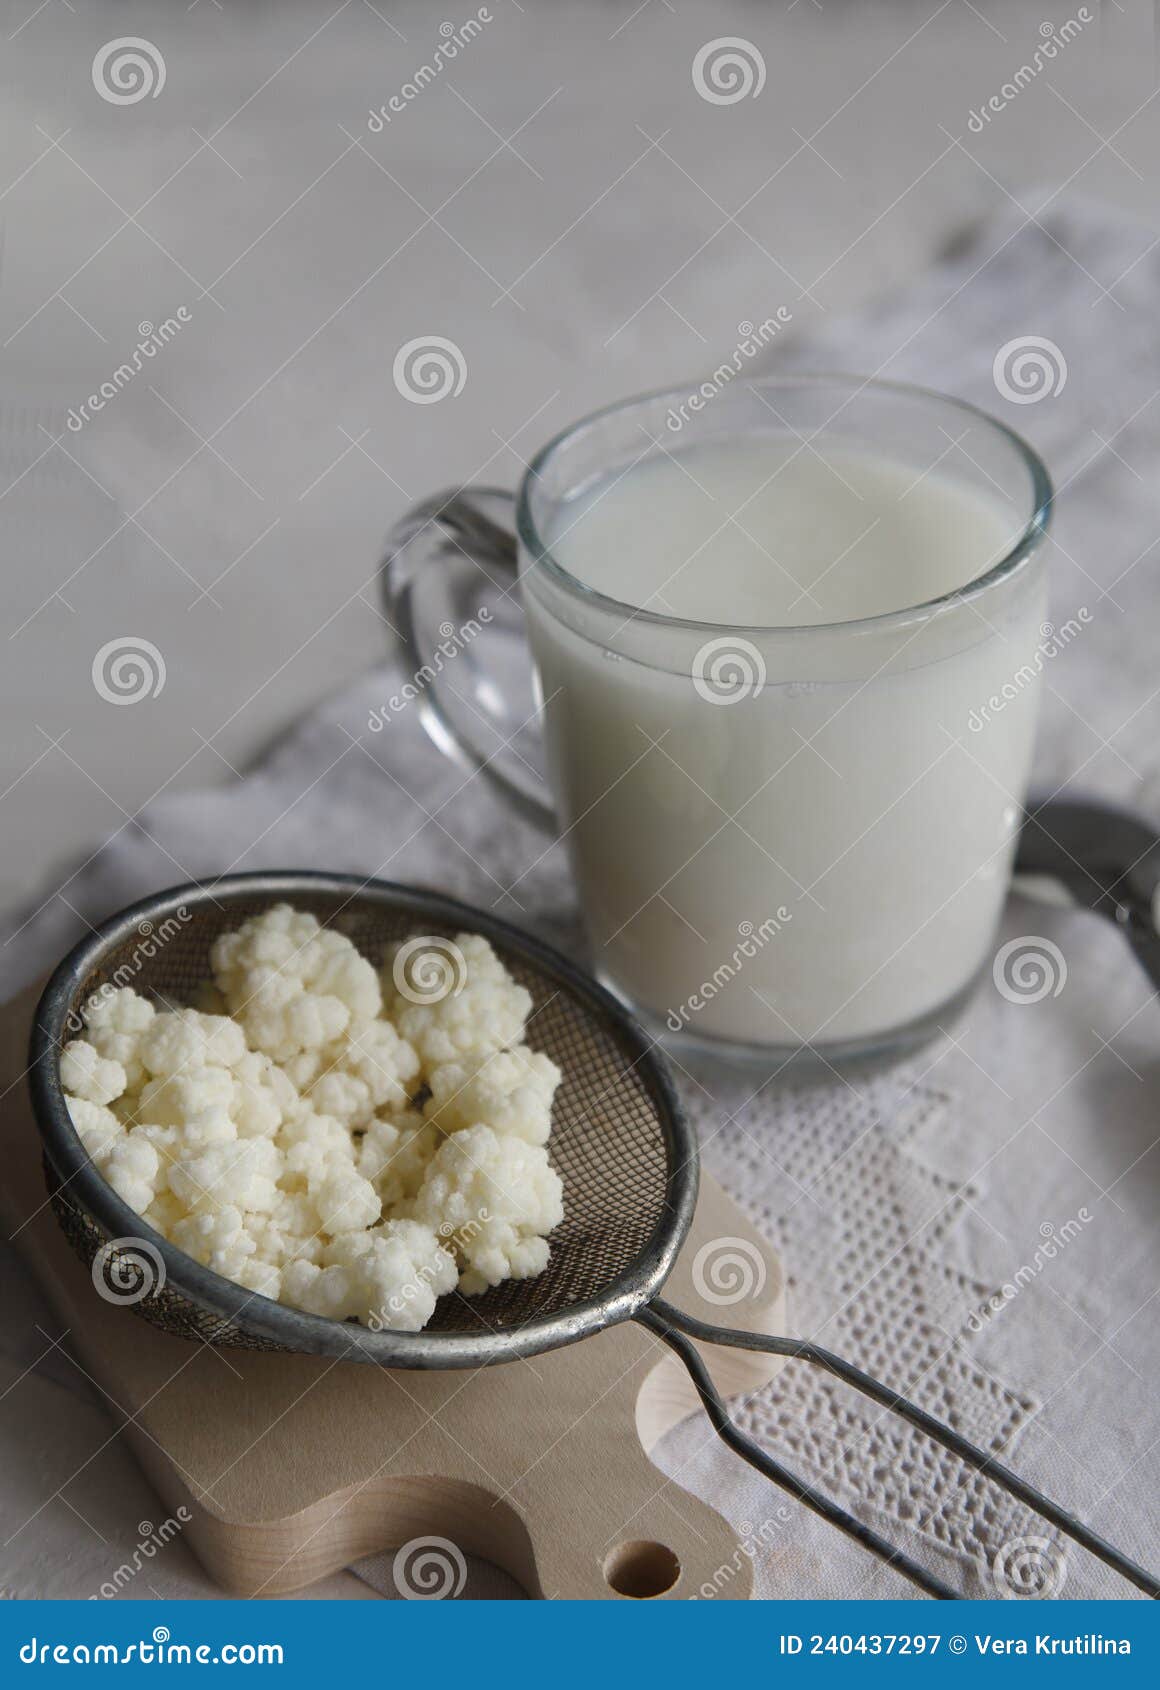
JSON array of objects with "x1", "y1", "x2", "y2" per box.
[{"x1": 40, "y1": 885, "x2": 680, "y2": 1353}]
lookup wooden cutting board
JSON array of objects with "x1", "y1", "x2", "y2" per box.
[{"x1": 0, "y1": 984, "x2": 786, "y2": 1600}]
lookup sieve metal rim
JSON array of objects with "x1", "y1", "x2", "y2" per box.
[{"x1": 29, "y1": 871, "x2": 698, "y2": 1370}]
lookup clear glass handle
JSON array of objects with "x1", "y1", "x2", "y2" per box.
[{"x1": 379, "y1": 486, "x2": 556, "y2": 834}]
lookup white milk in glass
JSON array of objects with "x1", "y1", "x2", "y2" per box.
[{"x1": 521, "y1": 434, "x2": 1045, "y2": 1050}]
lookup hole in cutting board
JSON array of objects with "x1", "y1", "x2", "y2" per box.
[{"x1": 603, "y1": 1540, "x2": 681, "y2": 1598}]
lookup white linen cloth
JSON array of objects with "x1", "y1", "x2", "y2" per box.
[{"x1": 3, "y1": 200, "x2": 1159, "y2": 1601}]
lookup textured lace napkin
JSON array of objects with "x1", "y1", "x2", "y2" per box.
[{"x1": 3, "y1": 202, "x2": 1158, "y2": 1601}]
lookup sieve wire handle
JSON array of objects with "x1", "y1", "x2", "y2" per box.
[
  {"x1": 379, "y1": 485, "x2": 557, "y2": 834},
  {"x1": 635, "y1": 1303, "x2": 957, "y2": 1599},
  {"x1": 637, "y1": 1299, "x2": 1160, "y2": 1601}
]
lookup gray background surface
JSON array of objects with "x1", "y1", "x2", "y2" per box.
[{"x1": 2, "y1": 0, "x2": 1157, "y2": 913}]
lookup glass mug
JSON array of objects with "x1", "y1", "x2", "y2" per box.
[{"x1": 382, "y1": 376, "x2": 1052, "y2": 1062}]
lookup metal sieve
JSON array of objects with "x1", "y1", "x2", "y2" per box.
[{"x1": 28, "y1": 873, "x2": 1159, "y2": 1601}]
